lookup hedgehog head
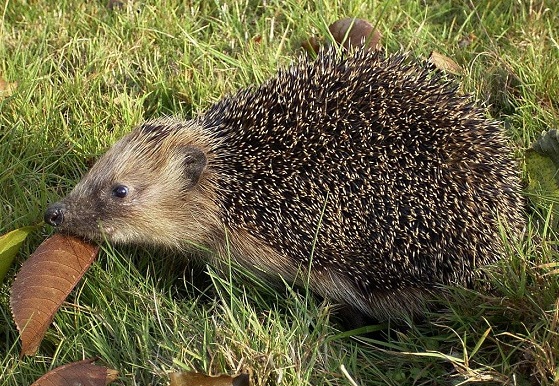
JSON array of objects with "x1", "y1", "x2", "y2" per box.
[{"x1": 44, "y1": 118, "x2": 220, "y2": 250}]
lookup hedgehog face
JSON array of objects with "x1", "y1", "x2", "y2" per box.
[{"x1": 44, "y1": 119, "x2": 218, "y2": 250}]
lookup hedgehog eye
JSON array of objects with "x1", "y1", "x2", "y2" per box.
[{"x1": 112, "y1": 185, "x2": 129, "y2": 198}]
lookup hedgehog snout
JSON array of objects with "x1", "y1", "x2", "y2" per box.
[{"x1": 44, "y1": 202, "x2": 66, "y2": 227}]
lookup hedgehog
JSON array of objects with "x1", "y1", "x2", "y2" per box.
[{"x1": 44, "y1": 48, "x2": 525, "y2": 322}]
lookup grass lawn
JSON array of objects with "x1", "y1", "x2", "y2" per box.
[{"x1": 1, "y1": 0, "x2": 558, "y2": 384}]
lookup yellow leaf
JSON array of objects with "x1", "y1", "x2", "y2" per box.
[
  {"x1": 0, "y1": 75, "x2": 17, "y2": 98},
  {"x1": 0, "y1": 226, "x2": 37, "y2": 282}
]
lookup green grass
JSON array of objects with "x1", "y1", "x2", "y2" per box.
[{"x1": 1, "y1": 0, "x2": 558, "y2": 384}]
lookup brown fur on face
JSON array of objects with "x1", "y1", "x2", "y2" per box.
[{"x1": 52, "y1": 118, "x2": 222, "y2": 250}]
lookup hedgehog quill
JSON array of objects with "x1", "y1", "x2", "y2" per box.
[{"x1": 44, "y1": 49, "x2": 524, "y2": 322}]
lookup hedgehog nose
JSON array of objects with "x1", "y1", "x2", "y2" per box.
[{"x1": 44, "y1": 203, "x2": 66, "y2": 227}]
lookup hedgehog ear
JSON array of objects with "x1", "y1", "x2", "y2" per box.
[{"x1": 181, "y1": 146, "x2": 208, "y2": 189}]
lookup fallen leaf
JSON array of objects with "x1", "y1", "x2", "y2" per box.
[
  {"x1": 428, "y1": 51, "x2": 463, "y2": 75},
  {"x1": 329, "y1": 18, "x2": 382, "y2": 51},
  {"x1": 302, "y1": 17, "x2": 382, "y2": 55},
  {"x1": 169, "y1": 372, "x2": 250, "y2": 386},
  {"x1": 0, "y1": 75, "x2": 17, "y2": 98},
  {"x1": 10, "y1": 234, "x2": 99, "y2": 356},
  {"x1": 531, "y1": 129, "x2": 559, "y2": 167},
  {"x1": 526, "y1": 130, "x2": 559, "y2": 227},
  {"x1": 107, "y1": 0, "x2": 124, "y2": 10},
  {"x1": 0, "y1": 226, "x2": 37, "y2": 282},
  {"x1": 458, "y1": 32, "x2": 476, "y2": 48},
  {"x1": 301, "y1": 36, "x2": 322, "y2": 55},
  {"x1": 30, "y1": 358, "x2": 118, "y2": 386}
]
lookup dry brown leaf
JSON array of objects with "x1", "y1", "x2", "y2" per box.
[
  {"x1": 329, "y1": 18, "x2": 382, "y2": 51},
  {"x1": 10, "y1": 234, "x2": 99, "y2": 356},
  {"x1": 107, "y1": 0, "x2": 124, "y2": 10},
  {"x1": 302, "y1": 17, "x2": 382, "y2": 55},
  {"x1": 301, "y1": 36, "x2": 322, "y2": 55},
  {"x1": 169, "y1": 372, "x2": 250, "y2": 386},
  {"x1": 30, "y1": 358, "x2": 118, "y2": 386},
  {"x1": 0, "y1": 75, "x2": 17, "y2": 98},
  {"x1": 428, "y1": 51, "x2": 463, "y2": 75},
  {"x1": 458, "y1": 32, "x2": 476, "y2": 48}
]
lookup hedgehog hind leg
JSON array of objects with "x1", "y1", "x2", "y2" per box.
[
  {"x1": 333, "y1": 305, "x2": 380, "y2": 330},
  {"x1": 309, "y1": 268, "x2": 432, "y2": 326},
  {"x1": 332, "y1": 290, "x2": 433, "y2": 333},
  {"x1": 365, "y1": 287, "x2": 434, "y2": 322}
]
